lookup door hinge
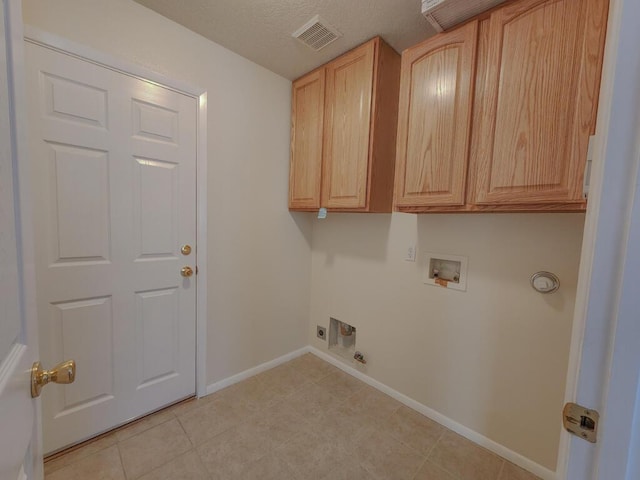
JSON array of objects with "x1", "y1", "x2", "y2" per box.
[
  {"x1": 583, "y1": 135, "x2": 596, "y2": 199},
  {"x1": 563, "y1": 402, "x2": 599, "y2": 443}
]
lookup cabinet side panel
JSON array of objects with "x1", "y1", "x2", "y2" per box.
[
  {"x1": 322, "y1": 42, "x2": 374, "y2": 209},
  {"x1": 581, "y1": 0, "x2": 610, "y2": 136},
  {"x1": 289, "y1": 70, "x2": 324, "y2": 210},
  {"x1": 368, "y1": 39, "x2": 400, "y2": 213}
]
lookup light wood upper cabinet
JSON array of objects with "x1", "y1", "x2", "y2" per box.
[
  {"x1": 395, "y1": 21, "x2": 478, "y2": 209},
  {"x1": 395, "y1": 0, "x2": 608, "y2": 213},
  {"x1": 470, "y1": 0, "x2": 608, "y2": 207},
  {"x1": 289, "y1": 69, "x2": 325, "y2": 210},
  {"x1": 289, "y1": 37, "x2": 401, "y2": 212},
  {"x1": 322, "y1": 42, "x2": 374, "y2": 210}
]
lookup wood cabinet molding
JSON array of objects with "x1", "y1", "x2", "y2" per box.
[
  {"x1": 470, "y1": 0, "x2": 608, "y2": 206},
  {"x1": 394, "y1": 21, "x2": 478, "y2": 209},
  {"x1": 289, "y1": 37, "x2": 400, "y2": 213},
  {"x1": 322, "y1": 41, "x2": 375, "y2": 210},
  {"x1": 395, "y1": 0, "x2": 608, "y2": 214},
  {"x1": 289, "y1": 69, "x2": 325, "y2": 210}
]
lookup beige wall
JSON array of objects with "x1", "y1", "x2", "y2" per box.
[
  {"x1": 309, "y1": 212, "x2": 584, "y2": 469},
  {"x1": 22, "y1": 0, "x2": 312, "y2": 384}
]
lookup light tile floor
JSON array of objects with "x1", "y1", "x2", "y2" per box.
[{"x1": 44, "y1": 354, "x2": 541, "y2": 480}]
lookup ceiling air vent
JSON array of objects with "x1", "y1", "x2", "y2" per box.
[
  {"x1": 292, "y1": 15, "x2": 342, "y2": 51},
  {"x1": 422, "y1": 0, "x2": 508, "y2": 32}
]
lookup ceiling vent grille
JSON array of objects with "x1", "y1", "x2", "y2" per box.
[
  {"x1": 292, "y1": 15, "x2": 342, "y2": 51},
  {"x1": 422, "y1": 0, "x2": 508, "y2": 32}
]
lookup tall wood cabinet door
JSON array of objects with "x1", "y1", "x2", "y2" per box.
[
  {"x1": 472, "y1": 0, "x2": 608, "y2": 205},
  {"x1": 322, "y1": 41, "x2": 375, "y2": 209},
  {"x1": 395, "y1": 21, "x2": 478, "y2": 208},
  {"x1": 289, "y1": 69, "x2": 325, "y2": 210}
]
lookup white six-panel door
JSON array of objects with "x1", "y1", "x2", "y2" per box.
[
  {"x1": 25, "y1": 43, "x2": 197, "y2": 454},
  {"x1": 0, "y1": 0, "x2": 41, "y2": 478}
]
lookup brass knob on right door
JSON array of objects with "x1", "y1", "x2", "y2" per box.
[{"x1": 181, "y1": 266, "x2": 194, "y2": 277}]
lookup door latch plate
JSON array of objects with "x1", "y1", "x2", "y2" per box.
[{"x1": 563, "y1": 402, "x2": 599, "y2": 443}]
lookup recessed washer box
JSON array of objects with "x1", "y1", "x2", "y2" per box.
[
  {"x1": 328, "y1": 318, "x2": 356, "y2": 361},
  {"x1": 423, "y1": 252, "x2": 468, "y2": 292}
]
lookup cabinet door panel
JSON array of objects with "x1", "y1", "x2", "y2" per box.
[
  {"x1": 289, "y1": 70, "x2": 325, "y2": 209},
  {"x1": 322, "y1": 42, "x2": 375, "y2": 209},
  {"x1": 395, "y1": 21, "x2": 478, "y2": 207},
  {"x1": 472, "y1": 0, "x2": 607, "y2": 204}
]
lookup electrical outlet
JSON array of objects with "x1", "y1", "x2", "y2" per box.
[
  {"x1": 405, "y1": 245, "x2": 416, "y2": 262},
  {"x1": 316, "y1": 326, "x2": 326, "y2": 340}
]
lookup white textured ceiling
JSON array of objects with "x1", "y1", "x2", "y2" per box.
[{"x1": 132, "y1": 0, "x2": 437, "y2": 80}]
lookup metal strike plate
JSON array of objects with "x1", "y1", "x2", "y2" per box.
[{"x1": 563, "y1": 402, "x2": 599, "y2": 443}]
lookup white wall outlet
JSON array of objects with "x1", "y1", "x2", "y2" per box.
[{"x1": 405, "y1": 245, "x2": 417, "y2": 262}]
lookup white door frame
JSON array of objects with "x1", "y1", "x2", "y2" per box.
[
  {"x1": 558, "y1": 0, "x2": 640, "y2": 477},
  {"x1": 23, "y1": 26, "x2": 209, "y2": 399}
]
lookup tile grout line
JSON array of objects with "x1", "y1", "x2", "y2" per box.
[
  {"x1": 47, "y1": 397, "x2": 191, "y2": 474},
  {"x1": 193, "y1": 442, "x2": 215, "y2": 479},
  {"x1": 46, "y1": 355, "x2": 540, "y2": 480},
  {"x1": 378, "y1": 413, "x2": 429, "y2": 458},
  {"x1": 426, "y1": 427, "x2": 447, "y2": 459},
  {"x1": 410, "y1": 456, "x2": 430, "y2": 480},
  {"x1": 496, "y1": 458, "x2": 506, "y2": 480},
  {"x1": 424, "y1": 429, "x2": 465, "y2": 480},
  {"x1": 115, "y1": 442, "x2": 128, "y2": 480},
  {"x1": 173, "y1": 413, "x2": 194, "y2": 449},
  {"x1": 120, "y1": 418, "x2": 194, "y2": 480},
  {"x1": 407, "y1": 426, "x2": 449, "y2": 480}
]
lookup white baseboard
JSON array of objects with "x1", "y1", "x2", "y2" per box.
[
  {"x1": 205, "y1": 345, "x2": 556, "y2": 480},
  {"x1": 204, "y1": 346, "x2": 310, "y2": 396},
  {"x1": 307, "y1": 347, "x2": 557, "y2": 480}
]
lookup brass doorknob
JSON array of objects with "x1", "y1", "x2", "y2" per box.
[
  {"x1": 31, "y1": 360, "x2": 76, "y2": 398},
  {"x1": 181, "y1": 266, "x2": 194, "y2": 277}
]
